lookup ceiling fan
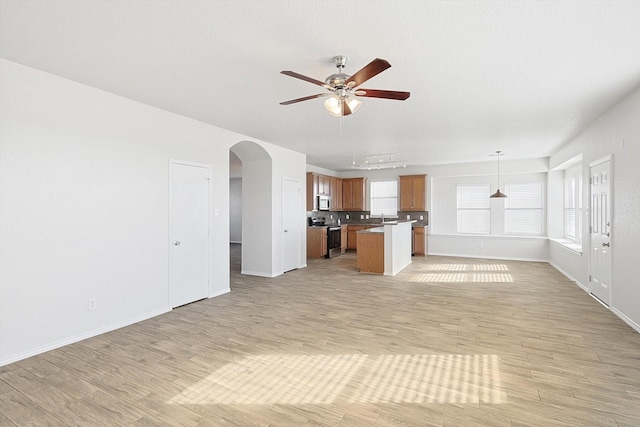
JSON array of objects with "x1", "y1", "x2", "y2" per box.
[{"x1": 280, "y1": 55, "x2": 410, "y2": 117}]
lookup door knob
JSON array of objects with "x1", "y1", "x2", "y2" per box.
[
  {"x1": 284, "y1": 229, "x2": 288, "y2": 233},
  {"x1": 174, "y1": 241, "x2": 181, "y2": 246},
  {"x1": 602, "y1": 242, "x2": 610, "y2": 247}
]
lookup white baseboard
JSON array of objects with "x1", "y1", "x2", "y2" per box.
[
  {"x1": 548, "y1": 261, "x2": 588, "y2": 292},
  {"x1": 208, "y1": 288, "x2": 230, "y2": 298},
  {"x1": 548, "y1": 262, "x2": 640, "y2": 335},
  {"x1": 241, "y1": 269, "x2": 278, "y2": 278},
  {"x1": 611, "y1": 308, "x2": 640, "y2": 334},
  {"x1": 0, "y1": 308, "x2": 170, "y2": 367}
]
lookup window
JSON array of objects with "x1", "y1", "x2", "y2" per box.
[
  {"x1": 504, "y1": 182, "x2": 543, "y2": 235},
  {"x1": 370, "y1": 180, "x2": 398, "y2": 216},
  {"x1": 456, "y1": 184, "x2": 490, "y2": 234},
  {"x1": 564, "y1": 170, "x2": 582, "y2": 243}
]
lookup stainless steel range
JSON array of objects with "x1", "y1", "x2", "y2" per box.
[
  {"x1": 326, "y1": 225, "x2": 342, "y2": 258},
  {"x1": 309, "y1": 217, "x2": 342, "y2": 258}
]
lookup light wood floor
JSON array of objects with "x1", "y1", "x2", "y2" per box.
[{"x1": 2, "y1": 245, "x2": 640, "y2": 426}]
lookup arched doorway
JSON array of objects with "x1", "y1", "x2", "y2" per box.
[{"x1": 229, "y1": 141, "x2": 273, "y2": 277}]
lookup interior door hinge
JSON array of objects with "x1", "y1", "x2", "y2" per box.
[
  {"x1": 588, "y1": 275, "x2": 592, "y2": 282},
  {"x1": 589, "y1": 225, "x2": 592, "y2": 233}
]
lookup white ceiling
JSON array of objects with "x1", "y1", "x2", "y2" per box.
[{"x1": 1, "y1": 0, "x2": 639, "y2": 171}]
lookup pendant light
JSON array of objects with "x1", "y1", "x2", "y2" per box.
[{"x1": 490, "y1": 150, "x2": 508, "y2": 198}]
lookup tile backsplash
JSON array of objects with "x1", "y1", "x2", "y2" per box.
[{"x1": 307, "y1": 210, "x2": 428, "y2": 227}]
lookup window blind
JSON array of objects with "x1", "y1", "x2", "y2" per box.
[
  {"x1": 504, "y1": 182, "x2": 543, "y2": 235},
  {"x1": 564, "y1": 177, "x2": 576, "y2": 239},
  {"x1": 370, "y1": 180, "x2": 398, "y2": 216},
  {"x1": 457, "y1": 184, "x2": 490, "y2": 234},
  {"x1": 563, "y1": 170, "x2": 582, "y2": 243}
]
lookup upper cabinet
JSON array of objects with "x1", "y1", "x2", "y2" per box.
[
  {"x1": 399, "y1": 174, "x2": 427, "y2": 211},
  {"x1": 306, "y1": 172, "x2": 317, "y2": 211},
  {"x1": 330, "y1": 177, "x2": 343, "y2": 211},
  {"x1": 306, "y1": 172, "x2": 343, "y2": 211},
  {"x1": 342, "y1": 177, "x2": 366, "y2": 211}
]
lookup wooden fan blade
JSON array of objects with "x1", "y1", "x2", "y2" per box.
[
  {"x1": 355, "y1": 89, "x2": 410, "y2": 100},
  {"x1": 344, "y1": 58, "x2": 391, "y2": 87},
  {"x1": 280, "y1": 93, "x2": 328, "y2": 105},
  {"x1": 281, "y1": 70, "x2": 326, "y2": 87},
  {"x1": 342, "y1": 100, "x2": 352, "y2": 116}
]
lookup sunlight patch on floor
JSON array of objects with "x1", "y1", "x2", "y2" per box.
[
  {"x1": 420, "y1": 264, "x2": 509, "y2": 271},
  {"x1": 168, "y1": 354, "x2": 506, "y2": 405},
  {"x1": 409, "y1": 273, "x2": 513, "y2": 283},
  {"x1": 351, "y1": 354, "x2": 506, "y2": 404}
]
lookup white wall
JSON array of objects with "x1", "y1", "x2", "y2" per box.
[
  {"x1": 229, "y1": 178, "x2": 242, "y2": 243},
  {"x1": 548, "y1": 85, "x2": 640, "y2": 331},
  {"x1": 0, "y1": 59, "x2": 307, "y2": 365},
  {"x1": 240, "y1": 158, "x2": 273, "y2": 276},
  {"x1": 269, "y1": 145, "x2": 307, "y2": 276},
  {"x1": 335, "y1": 160, "x2": 550, "y2": 261}
]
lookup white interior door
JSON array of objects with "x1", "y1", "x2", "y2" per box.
[
  {"x1": 589, "y1": 157, "x2": 612, "y2": 306},
  {"x1": 282, "y1": 178, "x2": 300, "y2": 272},
  {"x1": 171, "y1": 161, "x2": 210, "y2": 308}
]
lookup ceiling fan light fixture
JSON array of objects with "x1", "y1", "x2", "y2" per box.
[
  {"x1": 324, "y1": 95, "x2": 341, "y2": 116},
  {"x1": 281, "y1": 56, "x2": 409, "y2": 119},
  {"x1": 345, "y1": 96, "x2": 361, "y2": 114}
]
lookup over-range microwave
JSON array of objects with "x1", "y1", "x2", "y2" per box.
[{"x1": 317, "y1": 195, "x2": 330, "y2": 211}]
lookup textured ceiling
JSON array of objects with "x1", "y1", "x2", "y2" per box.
[{"x1": 1, "y1": 0, "x2": 639, "y2": 171}]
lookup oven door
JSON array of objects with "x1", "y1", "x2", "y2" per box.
[{"x1": 326, "y1": 227, "x2": 342, "y2": 258}]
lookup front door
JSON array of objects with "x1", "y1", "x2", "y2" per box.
[
  {"x1": 282, "y1": 178, "x2": 300, "y2": 272},
  {"x1": 589, "y1": 156, "x2": 612, "y2": 306},
  {"x1": 170, "y1": 161, "x2": 210, "y2": 308}
]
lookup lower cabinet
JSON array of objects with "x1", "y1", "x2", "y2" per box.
[
  {"x1": 347, "y1": 225, "x2": 363, "y2": 250},
  {"x1": 347, "y1": 225, "x2": 378, "y2": 251},
  {"x1": 412, "y1": 226, "x2": 427, "y2": 256},
  {"x1": 307, "y1": 227, "x2": 327, "y2": 259},
  {"x1": 341, "y1": 225, "x2": 348, "y2": 253}
]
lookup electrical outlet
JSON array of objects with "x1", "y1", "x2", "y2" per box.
[
  {"x1": 346, "y1": 214, "x2": 350, "y2": 219},
  {"x1": 406, "y1": 215, "x2": 410, "y2": 220},
  {"x1": 419, "y1": 215, "x2": 424, "y2": 220},
  {"x1": 330, "y1": 215, "x2": 333, "y2": 219},
  {"x1": 365, "y1": 215, "x2": 369, "y2": 219},
  {"x1": 360, "y1": 215, "x2": 364, "y2": 219},
  {"x1": 88, "y1": 298, "x2": 97, "y2": 311}
]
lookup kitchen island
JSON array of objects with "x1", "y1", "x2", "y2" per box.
[{"x1": 356, "y1": 220, "x2": 415, "y2": 275}]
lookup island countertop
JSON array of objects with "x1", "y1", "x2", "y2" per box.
[
  {"x1": 356, "y1": 219, "x2": 416, "y2": 234},
  {"x1": 356, "y1": 220, "x2": 414, "y2": 276}
]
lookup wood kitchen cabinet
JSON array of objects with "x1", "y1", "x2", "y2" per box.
[
  {"x1": 307, "y1": 227, "x2": 327, "y2": 258},
  {"x1": 412, "y1": 226, "x2": 427, "y2": 256},
  {"x1": 347, "y1": 224, "x2": 377, "y2": 250},
  {"x1": 347, "y1": 225, "x2": 363, "y2": 250},
  {"x1": 341, "y1": 225, "x2": 348, "y2": 253},
  {"x1": 330, "y1": 177, "x2": 343, "y2": 211},
  {"x1": 400, "y1": 174, "x2": 427, "y2": 211},
  {"x1": 307, "y1": 172, "x2": 340, "y2": 211},
  {"x1": 318, "y1": 175, "x2": 331, "y2": 195},
  {"x1": 306, "y1": 172, "x2": 317, "y2": 211},
  {"x1": 342, "y1": 177, "x2": 366, "y2": 211}
]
